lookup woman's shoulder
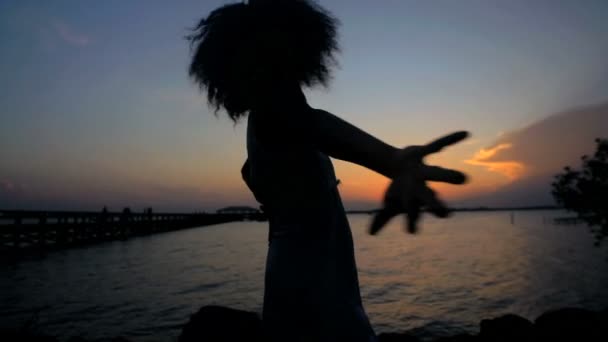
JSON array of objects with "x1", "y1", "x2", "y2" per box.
[{"x1": 248, "y1": 106, "x2": 317, "y2": 150}]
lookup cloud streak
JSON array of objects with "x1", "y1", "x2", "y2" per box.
[
  {"x1": 52, "y1": 19, "x2": 90, "y2": 46},
  {"x1": 465, "y1": 143, "x2": 525, "y2": 181},
  {"x1": 461, "y1": 102, "x2": 608, "y2": 206},
  {"x1": 0, "y1": 179, "x2": 25, "y2": 195}
]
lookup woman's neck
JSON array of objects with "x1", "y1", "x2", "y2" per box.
[{"x1": 251, "y1": 82, "x2": 309, "y2": 112}]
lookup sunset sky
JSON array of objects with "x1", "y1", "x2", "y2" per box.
[{"x1": 1, "y1": 0, "x2": 607, "y2": 212}]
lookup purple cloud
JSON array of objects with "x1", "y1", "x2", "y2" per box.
[
  {"x1": 462, "y1": 102, "x2": 608, "y2": 206},
  {"x1": 51, "y1": 19, "x2": 90, "y2": 46}
]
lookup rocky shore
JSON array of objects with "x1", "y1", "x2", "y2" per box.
[{"x1": 3, "y1": 306, "x2": 607, "y2": 342}]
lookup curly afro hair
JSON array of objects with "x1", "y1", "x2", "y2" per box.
[{"x1": 187, "y1": 0, "x2": 339, "y2": 121}]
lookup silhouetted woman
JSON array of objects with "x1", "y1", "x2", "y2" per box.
[{"x1": 188, "y1": 1, "x2": 468, "y2": 341}]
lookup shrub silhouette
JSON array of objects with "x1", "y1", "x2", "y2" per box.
[{"x1": 552, "y1": 138, "x2": 608, "y2": 245}]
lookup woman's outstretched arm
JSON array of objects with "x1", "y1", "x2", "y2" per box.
[
  {"x1": 252, "y1": 85, "x2": 465, "y2": 181},
  {"x1": 302, "y1": 107, "x2": 469, "y2": 234},
  {"x1": 308, "y1": 108, "x2": 467, "y2": 183},
  {"x1": 310, "y1": 108, "x2": 400, "y2": 178},
  {"x1": 250, "y1": 95, "x2": 469, "y2": 233}
]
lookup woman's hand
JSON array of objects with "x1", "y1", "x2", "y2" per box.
[{"x1": 369, "y1": 131, "x2": 469, "y2": 235}]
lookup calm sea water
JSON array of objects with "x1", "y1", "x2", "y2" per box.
[{"x1": 2, "y1": 211, "x2": 608, "y2": 341}]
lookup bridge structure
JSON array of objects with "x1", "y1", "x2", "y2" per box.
[{"x1": 0, "y1": 209, "x2": 266, "y2": 256}]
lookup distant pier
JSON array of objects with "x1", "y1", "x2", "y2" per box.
[{"x1": 0, "y1": 208, "x2": 266, "y2": 256}]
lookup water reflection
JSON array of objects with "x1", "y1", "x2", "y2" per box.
[{"x1": 1, "y1": 211, "x2": 607, "y2": 341}]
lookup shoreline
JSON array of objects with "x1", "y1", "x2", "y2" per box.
[{"x1": 3, "y1": 306, "x2": 607, "y2": 342}]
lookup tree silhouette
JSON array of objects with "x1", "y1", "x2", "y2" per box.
[{"x1": 552, "y1": 138, "x2": 608, "y2": 246}]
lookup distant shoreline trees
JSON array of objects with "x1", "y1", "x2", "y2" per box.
[{"x1": 552, "y1": 138, "x2": 608, "y2": 246}]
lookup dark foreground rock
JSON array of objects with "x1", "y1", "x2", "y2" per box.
[
  {"x1": 179, "y1": 306, "x2": 264, "y2": 342},
  {"x1": 479, "y1": 314, "x2": 533, "y2": 341},
  {"x1": 179, "y1": 307, "x2": 608, "y2": 342},
  {"x1": 3, "y1": 306, "x2": 607, "y2": 341},
  {"x1": 377, "y1": 332, "x2": 420, "y2": 342},
  {"x1": 533, "y1": 308, "x2": 608, "y2": 341},
  {"x1": 176, "y1": 306, "x2": 608, "y2": 342},
  {"x1": 0, "y1": 329, "x2": 58, "y2": 342}
]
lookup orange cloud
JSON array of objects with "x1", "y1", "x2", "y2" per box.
[
  {"x1": 465, "y1": 143, "x2": 525, "y2": 181},
  {"x1": 456, "y1": 102, "x2": 607, "y2": 206}
]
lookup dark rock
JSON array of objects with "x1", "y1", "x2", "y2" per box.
[
  {"x1": 173, "y1": 305, "x2": 608, "y2": 342},
  {"x1": 600, "y1": 308, "x2": 608, "y2": 324},
  {"x1": 377, "y1": 332, "x2": 421, "y2": 342},
  {"x1": 179, "y1": 305, "x2": 264, "y2": 342},
  {"x1": 534, "y1": 307, "x2": 604, "y2": 341},
  {"x1": 435, "y1": 333, "x2": 478, "y2": 342},
  {"x1": 479, "y1": 314, "x2": 533, "y2": 341},
  {"x1": 66, "y1": 336, "x2": 132, "y2": 342},
  {"x1": 0, "y1": 329, "x2": 58, "y2": 342},
  {"x1": 66, "y1": 337, "x2": 88, "y2": 342}
]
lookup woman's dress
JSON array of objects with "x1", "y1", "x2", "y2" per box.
[{"x1": 244, "y1": 112, "x2": 377, "y2": 341}]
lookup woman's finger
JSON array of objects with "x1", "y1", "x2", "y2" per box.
[
  {"x1": 384, "y1": 177, "x2": 403, "y2": 202},
  {"x1": 406, "y1": 201, "x2": 421, "y2": 233},
  {"x1": 418, "y1": 185, "x2": 450, "y2": 218},
  {"x1": 419, "y1": 131, "x2": 469, "y2": 156},
  {"x1": 369, "y1": 206, "x2": 399, "y2": 235},
  {"x1": 372, "y1": 177, "x2": 411, "y2": 235},
  {"x1": 421, "y1": 165, "x2": 467, "y2": 184}
]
